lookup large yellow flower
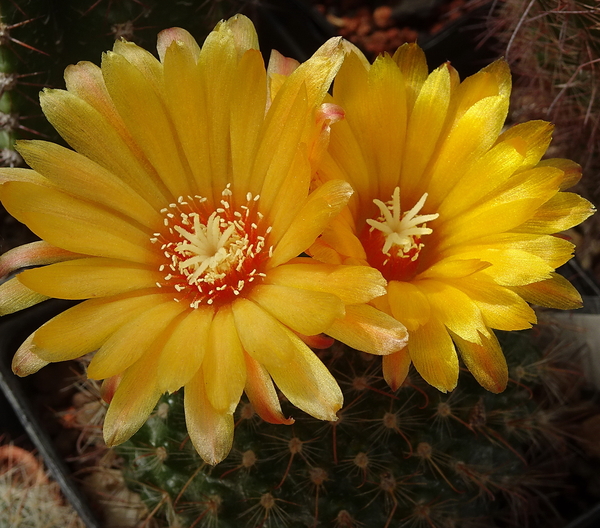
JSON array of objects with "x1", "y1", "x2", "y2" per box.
[
  {"x1": 0, "y1": 16, "x2": 408, "y2": 464},
  {"x1": 311, "y1": 44, "x2": 595, "y2": 394}
]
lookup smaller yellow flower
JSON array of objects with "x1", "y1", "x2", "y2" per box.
[
  {"x1": 312, "y1": 43, "x2": 595, "y2": 394},
  {"x1": 0, "y1": 17, "x2": 407, "y2": 465}
]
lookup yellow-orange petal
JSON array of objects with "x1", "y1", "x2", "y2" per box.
[
  {"x1": 249, "y1": 283, "x2": 345, "y2": 337},
  {"x1": 408, "y1": 319, "x2": 458, "y2": 393},
  {"x1": 185, "y1": 367, "x2": 234, "y2": 465},
  {"x1": 453, "y1": 331, "x2": 508, "y2": 393},
  {"x1": 517, "y1": 192, "x2": 595, "y2": 234},
  {"x1": 33, "y1": 292, "x2": 171, "y2": 362},
  {"x1": 0, "y1": 277, "x2": 49, "y2": 316},
  {"x1": 382, "y1": 348, "x2": 411, "y2": 391},
  {"x1": 326, "y1": 304, "x2": 408, "y2": 355},
  {"x1": 17, "y1": 258, "x2": 162, "y2": 300},
  {"x1": 233, "y1": 298, "x2": 342, "y2": 421},
  {"x1": 157, "y1": 307, "x2": 213, "y2": 394},
  {"x1": 203, "y1": 306, "x2": 246, "y2": 414},
  {"x1": 87, "y1": 300, "x2": 187, "y2": 379},
  {"x1": 244, "y1": 353, "x2": 294, "y2": 425},
  {"x1": 103, "y1": 345, "x2": 162, "y2": 447}
]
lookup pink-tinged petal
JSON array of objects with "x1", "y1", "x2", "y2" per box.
[
  {"x1": 295, "y1": 333, "x2": 335, "y2": 350},
  {"x1": 101, "y1": 375, "x2": 122, "y2": 404},
  {"x1": 267, "y1": 48, "x2": 300, "y2": 78},
  {"x1": 244, "y1": 352, "x2": 294, "y2": 425},
  {"x1": 203, "y1": 306, "x2": 246, "y2": 414},
  {"x1": 103, "y1": 346, "x2": 162, "y2": 447},
  {"x1": 12, "y1": 334, "x2": 49, "y2": 377},
  {"x1": 0, "y1": 241, "x2": 82, "y2": 279},
  {"x1": 326, "y1": 304, "x2": 408, "y2": 355},
  {"x1": 0, "y1": 277, "x2": 49, "y2": 316},
  {"x1": 453, "y1": 330, "x2": 508, "y2": 393},
  {"x1": 157, "y1": 27, "x2": 201, "y2": 63},
  {"x1": 408, "y1": 320, "x2": 459, "y2": 393},
  {"x1": 382, "y1": 348, "x2": 412, "y2": 391},
  {"x1": 185, "y1": 368, "x2": 234, "y2": 465}
]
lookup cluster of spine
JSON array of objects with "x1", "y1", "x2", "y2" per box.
[
  {"x1": 116, "y1": 328, "x2": 586, "y2": 528},
  {"x1": 486, "y1": 0, "x2": 600, "y2": 183}
]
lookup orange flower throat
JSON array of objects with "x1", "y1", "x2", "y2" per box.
[
  {"x1": 360, "y1": 187, "x2": 438, "y2": 282},
  {"x1": 152, "y1": 185, "x2": 272, "y2": 308}
]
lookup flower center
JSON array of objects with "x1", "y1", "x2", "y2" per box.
[
  {"x1": 360, "y1": 187, "x2": 438, "y2": 281},
  {"x1": 151, "y1": 185, "x2": 272, "y2": 308}
]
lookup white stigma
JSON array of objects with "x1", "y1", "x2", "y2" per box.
[
  {"x1": 174, "y1": 211, "x2": 247, "y2": 285},
  {"x1": 367, "y1": 187, "x2": 439, "y2": 255}
]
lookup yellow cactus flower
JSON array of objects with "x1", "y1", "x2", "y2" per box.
[
  {"x1": 311, "y1": 44, "x2": 595, "y2": 394},
  {"x1": 0, "y1": 16, "x2": 408, "y2": 465}
]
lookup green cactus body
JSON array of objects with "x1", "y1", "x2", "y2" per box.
[{"x1": 116, "y1": 329, "x2": 580, "y2": 528}]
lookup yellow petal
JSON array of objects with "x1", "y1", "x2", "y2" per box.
[
  {"x1": 185, "y1": 367, "x2": 234, "y2": 465},
  {"x1": 34, "y1": 292, "x2": 172, "y2": 362},
  {"x1": 87, "y1": 300, "x2": 187, "y2": 379},
  {"x1": 157, "y1": 307, "x2": 213, "y2": 394},
  {"x1": 495, "y1": 120, "x2": 553, "y2": 170},
  {"x1": 269, "y1": 180, "x2": 353, "y2": 268},
  {"x1": 512, "y1": 272, "x2": 583, "y2": 310},
  {"x1": 392, "y1": 43, "x2": 428, "y2": 111},
  {"x1": 1, "y1": 182, "x2": 157, "y2": 264},
  {"x1": 0, "y1": 277, "x2": 49, "y2": 316},
  {"x1": 16, "y1": 140, "x2": 161, "y2": 229},
  {"x1": 157, "y1": 27, "x2": 201, "y2": 63},
  {"x1": 17, "y1": 258, "x2": 162, "y2": 300},
  {"x1": 326, "y1": 304, "x2": 408, "y2": 355},
  {"x1": 387, "y1": 280, "x2": 431, "y2": 331},
  {"x1": 231, "y1": 298, "x2": 292, "y2": 366},
  {"x1": 453, "y1": 331, "x2": 508, "y2": 393},
  {"x1": 265, "y1": 259, "x2": 386, "y2": 304},
  {"x1": 244, "y1": 353, "x2": 294, "y2": 425},
  {"x1": 416, "y1": 279, "x2": 489, "y2": 344},
  {"x1": 516, "y1": 192, "x2": 595, "y2": 234},
  {"x1": 249, "y1": 283, "x2": 345, "y2": 336},
  {"x1": 399, "y1": 63, "x2": 451, "y2": 200},
  {"x1": 39, "y1": 89, "x2": 168, "y2": 210},
  {"x1": 382, "y1": 348, "x2": 411, "y2": 391},
  {"x1": 102, "y1": 50, "x2": 192, "y2": 198},
  {"x1": 203, "y1": 306, "x2": 246, "y2": 413},
  {"x1": 230, "y1": 49, "x2": 267, "y2": 197},
  {"x1": 408, "y1": 319, "x2": 458, "y2": 392}
]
